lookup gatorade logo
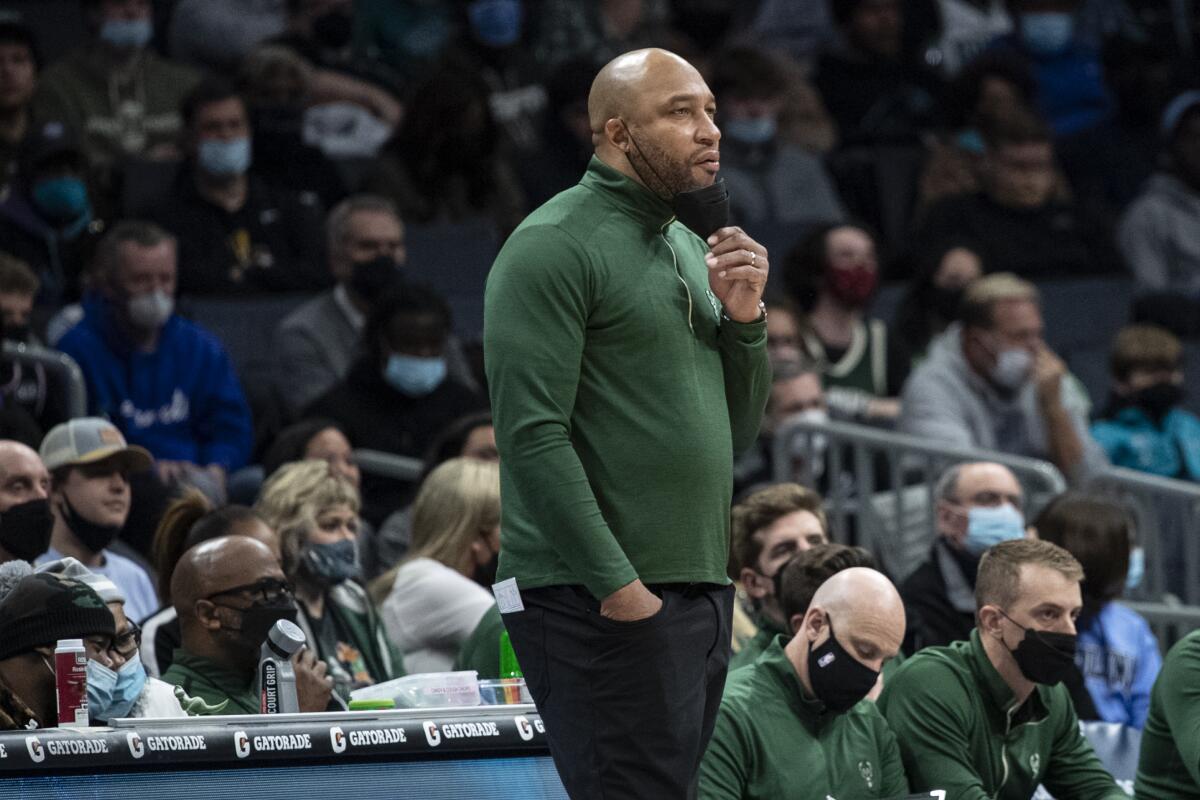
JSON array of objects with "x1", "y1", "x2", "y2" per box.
[
  {"x1": 234, "y1": 730, "x2": 251, "y2": 759},
  {"x1": 330, "y1": 726, "x2": 346, "y2": 755},
  {"x1": 514, "y1": 716, "x2": 534, "y2": 742},
  {"x1": 423, "y1": 721, "x2": 441, "y2": 748},
  {"x1": 25, "y1": 736, "x2": 43, "y2": 763},
  {"x1": 127, "y1": 732, "x2": 145, "y2": 760}
]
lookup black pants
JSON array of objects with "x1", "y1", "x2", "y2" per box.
[{"x1": 503, "y1": 583, "x2": 733, "y2": 800}]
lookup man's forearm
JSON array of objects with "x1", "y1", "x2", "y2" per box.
[{"x1": 1041, "y1": 401, "x2": 1084, "y2": 477}]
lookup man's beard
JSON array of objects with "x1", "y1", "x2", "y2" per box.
[{"x1": 626, "y1": 131, "x2": 705, "y2": 199}]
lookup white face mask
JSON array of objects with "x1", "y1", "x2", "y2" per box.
[
  {"x1": 990, "y1": 347, "x2": 1033, "y2": 391},
  {"x1": 788, "y1": 408, "x2": 828, "y2": 480},
  {"x1": 127, "y1": 290, "x2": 174, "y2": 330}
]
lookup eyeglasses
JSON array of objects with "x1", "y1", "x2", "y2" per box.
[
  {"x1": 205, "y1": 578, "x2": 294, "y2": 605},
  {"x1": 111, "y1": 621, "x2": 141, "y2": 660}
]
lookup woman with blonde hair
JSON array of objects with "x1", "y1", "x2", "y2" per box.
[
  {"x1": 257, "y1": 460, "x2": 402, "y2": 698},
  {"x1": 369, "y1": 457, "x2": 500, "y2": 674}
]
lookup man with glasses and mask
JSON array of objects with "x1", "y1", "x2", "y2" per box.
[
  {"x1": 36, "y1": 557, "x2": 184, "y2": 720},
  {"x1": 728, "y1": 483, "x2": 829, "y2": 672},
  {"x1": 485, "y1": 48, "x2": 771, "y2": 798},
  {"x1": 0, "y1": 570, "x2": 115, "y2": 729},
  {"x1": 37, "y1": 417, "x2": 158, "y2": 622},
  {"x1": 901, "y1": 461, "x2": 1027, "y2": 653},
  {"x1": 699, "y1": 567, "x2": 908, "y2": 799},
  {"x1": 162, "y1": 535, "x2": 332, "y2": 714},
  {"x1": 900, "y1": 273, "x2": 1106, "y2": 481},
  {"x1": 880, "y1": 538, "x2": 1127, "y2": 800}
]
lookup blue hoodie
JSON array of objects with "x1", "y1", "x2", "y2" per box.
[
  {"x1": 1076, "y1": 602, "x2": 1161, "y2": 729},
  {"x1": 57, "y1": 296, "x2": 253, "y2": 471}
]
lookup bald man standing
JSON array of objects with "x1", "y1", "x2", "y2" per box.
[
  {"x1": 485, "y1": 48, "x2": 771, "y2": 799},
  {"x1": 699, "y1": 568, "x2": 909, "y2": 799}
]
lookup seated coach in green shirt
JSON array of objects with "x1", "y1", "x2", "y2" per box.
[
  {"x1": 1136, "y1": 629, "x2": 1200, "y2": 798},
  {"x1": 700, "y1": 567, "x2": 908, "y2": 799},
  {"x1": 879, "y1": 538, "x2": 1127, "y2": 800}
]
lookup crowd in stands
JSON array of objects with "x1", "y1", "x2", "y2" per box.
[{"x1": 0, "y1": 0, "x2": 1195, "y2": 797}]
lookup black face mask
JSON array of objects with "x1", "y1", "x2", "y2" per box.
[
  {"x1": 1001, "y1": 610, "x2": 1077, "y2": 685},
  {"x1": 673, "y1": 178, "x2": 730, "y2": 240},
  {"x1": 1129, "y1": 382, "x2": 1183, "y2": 424},
  {"x1": 312, "y1": 9, "x2": 354, "y2": 49},
  {"x1": 0, "y1": 498, "x2": 53, "y2": 561},
  {"x1": 349, "y1": 255, "x2": 403, "y2": 299},
  {"x1": 59, "y1": 494, "x2": 122, "y2": 554},
  {"x1": 621, "y1": 122, "x2": 729, "y2": 239},
  {"x1": 807, "y1": 616, "x2": 879, "y2": 713},
  {"x1": 224, "y1": 598, "x2": 299, "y2": 651}
]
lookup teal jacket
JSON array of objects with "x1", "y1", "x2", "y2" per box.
[
  {"x1": 484, "y1": 157, "x2": 770, "y2": 599},
  {"x1": 700, "y1": 636, "x2": 908, "y2": 799},
  {"x1": 1091, "y1": 406, "x2": 1200, "y2": 480},
  {"x1": 879, "y1": 629, "x2": 1126, "y2": 800}
]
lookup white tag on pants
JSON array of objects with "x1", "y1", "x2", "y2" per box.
[{"x1": 492, "y1": 577, "x2": 524, "y2": 613}]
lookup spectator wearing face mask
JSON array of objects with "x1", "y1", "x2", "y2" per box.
[
  {"x1": 269, "y1": 0, "x2": 403, "y2": 97},
  {"x1": 699, "y1": 568, "x2": 908, "y2": 799},
  {"x1": 0, "y1": 439, "x2": 52, "y2": 564},
  {"x1": 706, "y1": 46, "x2": 843, "y2": 234},
  {"x1": 881, "y1": 539, "x2": 1128, "y2": 800},
  {"x1": 1035, "y1": 493, "x2": 1159, "y2": 728},
  {"x1": 274, "y1": 195, "x2": 477, "y2": 419},
  {"x1": 891, "y1": 238, "x2": 984, "y2": 370},
  {"x1": 785, "y1": 224, "x2": 907, "y2": 422},
  {"x1": 37, "y1": 418, "x2": 158, "y2": 622},
  {"x1": 144, "y1": 78, "x2": 327, "y2": 295},
  {"x1": 899, "y1": 273, "x2": 1106, "y2": 480},
  {"x1": 369, "y1": 458, "x2": 499, "y2": 674},
  {"x1": 734, "y1": 360, "x2": 831, "y2": 495},
  {"x1": 141, "y1": 491, "x2": 279, "y2": 678},
  {"x1": 161, "y1": 535, "x2": 333, "y2": 714},
  {"x1": 0, "y1": 571, "x2": 115, "y2": 729},
  {"x1": 31, "y1": 0, "x2": 200, "y2": 191},
  {"x1": 726, "y1": 483, "x2": 830, "y2": 673},
  {"x1": 304, "y1": 282, "x2": 484, "y2": 464},
  {"x1": 0, "y1": 122, "x2": 106, "y2": 311},
  {"x1": 256, "y1": 460, "x2": 402, "y2": 700},
  {"x1": 35, "y1": 557, "x2": 185, "y2": 720},
  {"x1": 902, "y1": 462, "x2": 1028, "y2": 653},
  {"x1": 55, "y1": 223, "x2": 254, "y2": 493},
  {"x1": 1091, "y1": 325, "x2": 1200, "y2": 481},
  {"x1": 913, "y1": 108, "x2": 1122, "y2": 279},
  {"x1": 0, "y1": 256, "x2": 71, "y2": 433}
]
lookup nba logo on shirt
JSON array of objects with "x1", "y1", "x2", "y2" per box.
[{"x1": 818, "y1": 652, "x2": 835, "y2": 668}]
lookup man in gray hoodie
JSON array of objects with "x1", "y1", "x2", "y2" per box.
[
  {"x1": 899, "y1": 272, "x2": 1105, "y2": 481},
  {"x1": 1119, "y1": 91, "x2": 1200, "y2": 335}
]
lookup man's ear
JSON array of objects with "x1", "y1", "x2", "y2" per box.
[
  {"x1": 31, "y1": 644, "x2": 54, "y2": 660},
  {"x1": 194, "y1": 600, "x2": 224, "y2": 632},
  {"x1": 977, "y1": 604, "x2": 1003, "y2": 639},
  {"x1": 804, "y1": 606, "x2": 826, "y2": 643},
  {"x1": 605, "y1": 118, "x2": 629, "y2": 151},
  {"x1": 740, "y1": 567, "x2": 768, "y2": 601}
]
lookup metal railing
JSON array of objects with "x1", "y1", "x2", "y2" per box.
[
  {"x1": 1124, "y1": 600, "x2": 1200, "y2": 652},
  {"x1": 772, "y1": 417, "x2": 1067, "y2": 582},
  {"x1": 353, "y1": 449, "x2": 424, "y2": 483},
  {"x1": 1088, "y1": 467, "x2": 1200, "y2": 606},
  {"x1": 2, "y1": 341, "x2": 87, "y2": 419}
]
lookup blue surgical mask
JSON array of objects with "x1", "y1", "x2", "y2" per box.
[
  {"x1": 197, "y1": 137, "x2": 252, "y2": 177},
  {"x1": 1020, "y1": 12, "x2": 1075, "y2": 56},
  {"x1": 302, "y1": 539, "x2": 360, "y2": 586},
  {"x1": 99, "y1": 18, "x2": 154, "y2": 50},
  {"x1": 32, "y1": 177, "x2": 90, "y2": 222},
  {"x1": 384, "y1": 353, "x2": 447, "y2": 397},
  {"x1": 468, "y1": 0, "x2": 524, "y2": 48},
  {"x1": 964, "y1": 503, "x2": 1025, "y2": 556},
  {"x1": 724, "y1": 116, "x2": 778, "y2": 146},
  {"x1": 87, "y1": 657, "x2": 145, "y2": 721},
  {"x1": 1125, "y1": 547, "x2": 1145, "y2": 592}
]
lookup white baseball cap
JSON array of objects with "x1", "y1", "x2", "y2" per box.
[{"x1": 39, "y1": 418, "x2": 153, "y2": 474}]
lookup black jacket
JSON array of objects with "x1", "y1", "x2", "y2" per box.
[{"x1": 901, "y1": 539, "x2": 978, "y2": 654}]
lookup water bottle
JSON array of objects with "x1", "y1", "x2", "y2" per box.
[
  {"x1": 54, "y1": 638, "x2": 88, "y2": 727},
  {"x1": 498, "y1": 630, "x2": 524, "y2": 704},
  {"x1": 258, "y1": 620, "x2": 305, "y2": 714}
]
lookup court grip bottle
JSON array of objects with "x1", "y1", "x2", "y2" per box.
[
  {"x1": 258, "y1": 620, "x2": 305, "y2": 714},
  {"x1": 55, "y1": 638, "x2": 89, "y2": 727}
]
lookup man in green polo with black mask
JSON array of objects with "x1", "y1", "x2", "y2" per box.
[
  {"x1": 699, "y1": 567, "x2": 909, "y2": 799},
  {"x1": 880, "y1": 538, "x2": 1127, "y2": 799}
]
